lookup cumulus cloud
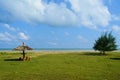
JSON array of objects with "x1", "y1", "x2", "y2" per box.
[
  {"x1": 19, "y1": 32, "x2": 30, "y2": 40},
  {"x1": 4, "y1": 24, "x2": 17, "y2": 31},
  {"x1": 0, "y1": 23, "x2": 30, "y2": 42},
  {"x1": 0, "y1": 0, "x2": 111, "y2": 28},
  {"x1": 112, "y1": 25, "x2": 120, "y2": 32},
  {"x1": 0, "y1": 32, "x2": 30, "y2": 42},
  {"x1": 112, "y1": 15, "x2": 120, "y2": 21},
  {"x1": 0, "y1": 32, "x2": 15, "y2": 41}
]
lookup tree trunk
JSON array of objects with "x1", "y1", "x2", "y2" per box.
[
  {"x1": 23, "y1": 50, "x2": 25, "y2": 59},
  {"x1": 102, "y1": 51, "x2": 105, "y2": 55},
  {"x1": 100, "y1": 51, "x2": 103, "y2": 54}
]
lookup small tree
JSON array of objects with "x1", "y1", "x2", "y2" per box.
[{"x1": 93, "y1": 32, "x2": 117, "y2": 55}]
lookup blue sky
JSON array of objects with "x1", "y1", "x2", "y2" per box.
[{"x1": 0, "y1": 0, "x2": 120, "y2": 49}]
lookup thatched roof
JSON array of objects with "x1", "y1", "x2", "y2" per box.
[{"x1": 13, "y1": 42, "x2": 33, "y2": 51}]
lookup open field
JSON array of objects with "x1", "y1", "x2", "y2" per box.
[{"x1": 0, "y1": 51, "x2": 120, "y2": 80}]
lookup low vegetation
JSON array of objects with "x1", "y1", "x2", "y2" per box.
[{"x1": 0, "y1": 51, "x2": 120, "y2": 80}]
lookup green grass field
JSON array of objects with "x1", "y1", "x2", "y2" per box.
[{"x1": 0, "y1": 51, "x2": 120, "y2": 80}]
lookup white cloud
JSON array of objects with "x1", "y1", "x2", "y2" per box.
[
  {"x1": 0, "y1": 33, "x2": 11, "y2": 41},
  {"x1": 0, "y1": 0, "x2": 111, "y2": 28},
  {"x1": 4, "y1": 24, "x2": 17, "y2": 31},
  {"x1": 0, "y1": 32, "x2": 15, "y2": 41},
  {"x1": 69, "y1": 0, "x2": 111, "y2": 28},
  {"x1": 47, "y1": 42, "x2": 57, "y2": 45},
  {"x1": 44, "y1": 2, "x2": 78, "y2": 26},
  {"x1": 112, "y1": 15, "x2": 120, "y2": 21},
  {"x1": 77, "y1": 35, "x2": 88, "y2": 42},
  {"x1": 65, "y1": 32, "x2": 70, "y2": 36},
  {"x1": 112, "y1": 25, "x2": 120, "y2": 32},
  {"x1": 19, "y1": 32, "x2": 30, "y2": 40},
  {"x1": 0, "y1": 32, "x2": 30, "y2": 42}
]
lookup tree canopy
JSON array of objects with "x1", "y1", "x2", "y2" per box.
[{"x1": 93, "y1": 32, "x2": 117, "y2": 54}]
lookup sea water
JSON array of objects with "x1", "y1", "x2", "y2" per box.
[{"x1": 0, "y1": 48, "x2": 93, "y2": 51}]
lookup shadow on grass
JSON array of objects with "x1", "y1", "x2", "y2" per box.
[
  {"x1": 4, "y1": 58, "x2": 21, "y2": 61},
  {"x1": 110, "y1": 58, "x2": 120, "y2": 60},
  {"x1": 82, "y1": 52, "x2": 107, "y2": 56}
]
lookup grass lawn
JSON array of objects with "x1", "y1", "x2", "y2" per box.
[{"x1": 0, "y1": 51, "x2": 120, "y2": 80}]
